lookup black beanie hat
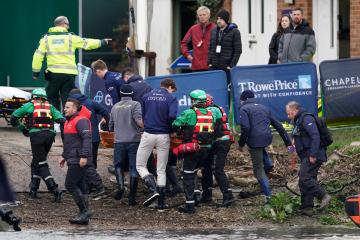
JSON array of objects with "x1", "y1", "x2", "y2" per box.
[
  {"x1": 120, "y1": 84, "x2": 134, "y2": 97},
  {"x1": 69, "y1": 88, "x2": 82, "y2": 95},
  {"x1": 240, "y1": 90, "x2": 255, "y2": 101},
  {"x1": 217, "y1": 9, "x2": 230, "y2": 24}
]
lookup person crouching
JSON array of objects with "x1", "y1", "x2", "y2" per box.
[{"x1": 60, "y1": 99, "x2": 92, "y2": 225}]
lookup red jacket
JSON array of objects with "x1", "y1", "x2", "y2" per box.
[{"x1": 180, "y1": 22, "x2": 216, "y2": 71}]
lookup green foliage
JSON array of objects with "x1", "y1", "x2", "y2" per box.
[
  {"x1": 345, "y1": 146, "x2": 360, "y2": 155},
  {"x1": 259, "y1": 192, "x2": 300, "y2": 223},
  {"x1": 319, "y1": 215, "x2": 342, "y2": 225},
  {"x1": 319, "y1": 198, "x2": 347, "y2": 226}
]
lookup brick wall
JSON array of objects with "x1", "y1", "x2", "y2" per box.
[
  {"x1": 277, "y1": 0, "x2": 313, "y2": 26},
  {"x1": 350, "y1": 0, "x2": 360, "y2": 57}
]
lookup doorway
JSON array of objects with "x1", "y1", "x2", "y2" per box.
[{"x1": 338, "y1": 0, "x2": 350, "y2": 58}]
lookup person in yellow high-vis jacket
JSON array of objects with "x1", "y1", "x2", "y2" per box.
[{"x1": 32, "y1": 16, "x2": 111, "y2": 110}]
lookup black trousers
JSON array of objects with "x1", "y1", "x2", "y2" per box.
[
  {"x1": 65, "y1": 164, "x2": 88, "y2": 194},
  {"x1": 29, "y1": 131, "x2": 56, "y2": 190},
  {"x1": 92, "y1": 141, "x2": 100, "y2": 169},
  {"x1": 202, "y1": 140, "x2": 231, "y2": 194},
  {"x1": 298, "y1": 157, "x2": 326, "y2": 209},
  {"x1": 182, "y1": 148, "x2": 210, "y2": 203},
  {"x1": 45, "y1": 72, "x2": 76, "y2": 111}
]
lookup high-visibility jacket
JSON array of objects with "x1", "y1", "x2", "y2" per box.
[{"x1": 32, "y1": 26, "x2": 103, "y2": 75}]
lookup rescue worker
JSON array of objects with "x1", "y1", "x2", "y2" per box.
[
  {"x1": 60, "y1": 98, "x2": 92, "y2": 225},
  {"x1": 32, "y1": 16, "x2": 111, "y2": 110},
  {"x1": 202, "y1": 94, "x2": 235, "y2": 207},
  {"x1": 172, "y1": 89, "x2": 222, "y2": 214},
  {"x1": 10, "y1": 89, "x2": 64, "y2": 202}
]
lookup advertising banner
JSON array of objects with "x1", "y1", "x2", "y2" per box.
[
  {"x1": 146, "y1": 70, "x2": 228, "y2": 115},
  {"x1": 231, "y1": 63, "x2": 318, "y2": 124},
  {"x1": 319, "y1": 58, "x2": 360, "y2": 120},
  {"x1": 89, "y1": 73, "x2": 113, "y2": 113}
]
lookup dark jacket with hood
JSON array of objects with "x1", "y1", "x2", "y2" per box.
[
  {"x1": 238, "y1": 98, "x2": 291, "y2": 148},
  {"x1": 126, "y1": 75, "x2": 152, "y2": 106},
  {"x1": 208, "y1": 23, "x2": 242, "y2": 69},
  {"x1": 292, "y1": 109, "x2": 327, "y2": 161},
  {"x1": 278, "y1": 20, "x2": 316, "y2": 63},
  {"x1": 104, "y1": 71, "x2": 125, "y2": 105},
  {"x1": 68, "y1": 93, "x2": 110, "y2": 143},
  {"x1": 63, "y1": 110, "x2": 92, "y2": 165},
  {"x1": 268, "y1": 31, "x2": 282, "y2": 64}
]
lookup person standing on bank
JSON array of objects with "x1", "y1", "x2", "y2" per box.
[
  {"x1": 208, "y1": 9, "x2": 242, "y2": 84},
  {"x1": 180, "y1": 6, "x2": 216, "y2": 71},
  {"x1": 268, "y1": 15, "x2": 292, "y2": 64},
  {"x1": 10, "y1": 89, "x2": 64, "y2": 202},
  {"x1": 32, "y1": 16, "x2": 111, "y2": 110},
  {"x1": 238, "y1": 90, "x2": 292, "y2": 203},
  {"x1": 109, "y1": 85, "x2": 143, "y2": 206},
  {"x1": 91, "y1": 59, "x2": 125, "y2": 105},
  {"x1": 285, "y1": 101, "x2": 331, "y2": 216},
  {"x1": 60, "y1": 99, "x2": 93, "y2": 225},
  {"x1": 136, "y1": 78, "x2": 178, "y2": 209},
  {"x1": 278, "y1": 8, "x2": 316, "y2": 63}
]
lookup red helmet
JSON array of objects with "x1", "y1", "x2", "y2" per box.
[{"x1": 205, "y1": 94, "x2": 213, "y2": 107}]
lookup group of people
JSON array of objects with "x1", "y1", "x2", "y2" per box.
[{"x1": 8, "y1": 10, "x2": 327, "y2": 227}]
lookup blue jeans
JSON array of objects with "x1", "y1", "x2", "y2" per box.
[{"x1": 114, "y1": 142, "x2": 139, "y2": 177}]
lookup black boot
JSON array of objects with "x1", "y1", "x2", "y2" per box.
[
  {"x1": 178, "y1": 202, "x2": 195, "y2": 214},
  {"x1": 220, "y1": 190, "x2": 235, "y2": 207},
  {"x1": 114, "y1": 167, "x2": 125, "y2": 200},
  {"x1": 29, "y1": 177, "x2": 40, "y2": 199},
  {"x1": 166, "y1": 166, "x2": 183, "y2": 197},
  {"x1": 69, "y1": 190, "x2": 90, "y2": 225},
  {"x1": 128, "y1": 177, "x2": 138, "y2": 206},
  {"x1": 143, "y1": 175, "x2": 159, "y2": 207},
  {"x1": 156, "y1": 187, "x2": 168, "y2": 210},
  {"x1": 45, "y1": 178, "x2": 63, "y2": 203},
  {"x1": 200, "y1": 188, "x2": 212, "y2": 203}
]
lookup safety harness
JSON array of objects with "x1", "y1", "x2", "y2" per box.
[{"x1": 31, "y1": 100, "x2": 53, "y2": 129}]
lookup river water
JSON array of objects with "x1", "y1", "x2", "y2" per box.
[{"x1": 1, "y1": 226, "x2": 360, "y2": 240}]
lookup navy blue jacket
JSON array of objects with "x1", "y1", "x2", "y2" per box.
[
  {"x1": 292, "y1": 109, "x2": 327, "y2": 161},
  {"x1": 142, "y1": 88, "x2": 178, "y2": 134},
  {"x1": 126, "y1": 75, "x2": 152, "y2": 106},
  {"x1": 69, "y1": 93, "x2": 110, "y2": 143},
  {"x1": 104, "y1": 71, "x2": 125, "y2": 105},
  {"x1": 238, "y1": 98, "x2": 291, "y2": 148}
]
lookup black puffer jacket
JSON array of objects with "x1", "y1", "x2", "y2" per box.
[{"x1": 208, "y1": 23, "x2": 242, "y2": 69}]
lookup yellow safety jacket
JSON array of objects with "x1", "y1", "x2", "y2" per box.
[{"x1": 32, "y1": 26, "x2": 103, "y2": 75}]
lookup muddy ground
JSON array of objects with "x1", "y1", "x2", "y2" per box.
[{"x1": 0, "y1": 119, "x2": 326, "y2": 230}]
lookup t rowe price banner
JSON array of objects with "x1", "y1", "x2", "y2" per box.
[
  {"x1": 320, "y1": 58, "x2": 360, "y2": 121},
  {"x1": 231, "y1": 63, "x2": 318, "y2": 124},
  {"x1": 146, "y1": 70, "x2": 228, "y2": 116}
]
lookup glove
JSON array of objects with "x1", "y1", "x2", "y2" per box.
[
  {"x1": 287, "y1": 145, "x2": 295, "y2": 153},
  {"x1": 22, "y1": 128, "x2": 30, "y2": 137}
]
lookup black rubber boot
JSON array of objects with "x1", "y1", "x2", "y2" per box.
[
  {"x1": 156, "y1": 187, "x2": 168, "y2": 210},
  {"x1": 45, "y1": 178, "x2": 63, "y2": 203},
  {"x1": 220, "y1": 190, "x2": 235, "y2": 207},
  {"x1": 114, "y1": 167, "x2": 125, "y2": 200},
  {"x1": 200, "y1": 188, "x2": 213, "y2": 203},
  {"x1": 69, "y1": 190, "x2": 90, "y2": 225},
  {"x1": 178, "y1": 202, "x2": 195, "y2": 214},
  {"x1": 128, "y1": 177, "x2": 138, "y2": 206},
  {"x1": 143, "y1": 175, "x2": 159, "y2": 207},
  {"x1": 29, "y1": 177, "x2": 41, "y2": 199},
  {"x1": 166, "y1": 166, "x2": 183, "y2": 197}
]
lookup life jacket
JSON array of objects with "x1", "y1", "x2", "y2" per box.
[
  {"x1": 31, "y1": 100, "x2": 53, "y2": 129},
  {"x1": 215, "y1": 105, "x2": 235, "y2": 143},
  {"x1": 192, "y1": 108, "x2": 214, "y2": 144}
]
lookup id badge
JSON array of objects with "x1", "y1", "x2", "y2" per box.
[{"x1": 216, "y1": 45, "x2": 221, "y2": 53}]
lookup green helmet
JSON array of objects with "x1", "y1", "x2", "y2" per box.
[
  {"x1": 32, "y1": 88, "x2": 47, "y2": 99},
  {"x1": 189, "y1": 89, "x2": 206, "y2": 106}
]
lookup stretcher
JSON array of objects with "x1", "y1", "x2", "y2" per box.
[{"x1": 0, "y1": 97, "x2": 29, "y2": 124}]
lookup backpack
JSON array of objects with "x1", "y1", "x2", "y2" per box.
[{"x1": 297, "y1": 113, "x2": 333, "y2": 147}]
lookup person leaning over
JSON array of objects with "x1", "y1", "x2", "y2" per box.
[
  {"x1": 91, "y1": 59, "x2": 125, "y2": 105},
  {"x1": 60, "y1": 98, "x2": 93, "y2": 225},
  {"x1": 285, "y1": 101, "x2": 331, "y2": 216},
  {"x1": 32, "y1": 16, "x2": 111, "y2": 110},
  {"x1": 180, "y1": 6, "x2": 216, "y2": 71}
]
